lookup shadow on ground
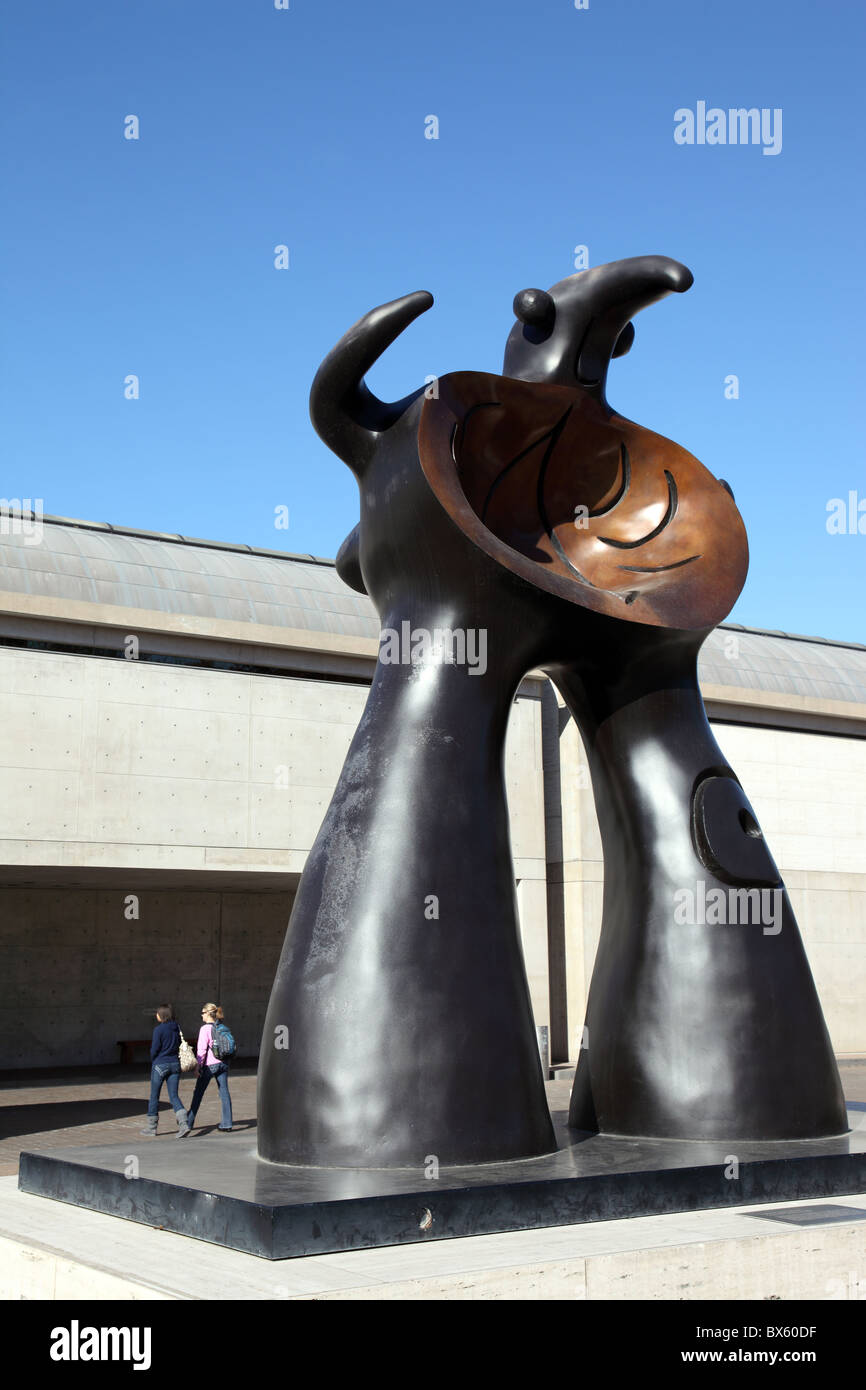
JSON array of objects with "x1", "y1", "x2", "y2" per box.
[{"x1": 0, "y1": 1099, "x2": 148, "y2": 1141}]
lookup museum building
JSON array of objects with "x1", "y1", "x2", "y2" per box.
[{"x1": 0, "y1": 513, "x2": 864, "y2": 1071}]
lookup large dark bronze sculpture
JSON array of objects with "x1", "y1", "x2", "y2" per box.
[{"x1": 258, "y1": 256, "x2": 847, "y2": 1168}]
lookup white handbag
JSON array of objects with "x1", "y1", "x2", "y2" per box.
[{"x1": 178, "y1": 1030, "x2": 196, "y2": 1073}]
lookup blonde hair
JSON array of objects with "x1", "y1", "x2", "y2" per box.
[{"x1": 202, "y1": 1002, "x2": 224, "y2": 1021}]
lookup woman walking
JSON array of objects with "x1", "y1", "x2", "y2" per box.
[
  {"x1": 141, "y1": 1006, "x2": 191, "y2": 1138},
  {"x1": 184, "y1": 1002, "x2": 233, "y2": 1134}
]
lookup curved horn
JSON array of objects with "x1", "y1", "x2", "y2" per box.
[
  {"x1": 504, "y1": 256, "x2": 691, "y2": 402},
  {"x1": 575, "y1": 257, "x2": 692, "y2": 389},
  {"x1": 309, "y1": 290, "x2": 434, "y2": 475}
]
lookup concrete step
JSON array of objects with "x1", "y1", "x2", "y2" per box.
[
  {"x1": 3, "y1": 1178, "x2": 865, "y2": 1301},
  {"x1": 548, "y1": 1063, "x2": 575, "y2": 1082}
]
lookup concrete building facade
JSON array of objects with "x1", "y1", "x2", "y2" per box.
[{"x1": 0, "y1": 515, "x2": 864, "y2": 1069}]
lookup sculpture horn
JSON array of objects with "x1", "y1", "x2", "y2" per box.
[
  {"x1": 504, "y1": 255, "x2": 692, "y2": 401},
  {"x1": 309, "y1": 290, "x2": 434, "y2": 475},
  {"x1": 575, "y1": 256, "x2": 692, "y2": 389}
]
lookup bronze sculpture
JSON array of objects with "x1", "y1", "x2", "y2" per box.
[{"x1": 257, "y1": 256, "x2": 847, "y2": 1169}]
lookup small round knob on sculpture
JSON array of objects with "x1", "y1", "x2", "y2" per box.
[{"x1": 513, "y1": 288, "x2": 555, "y2": 331}]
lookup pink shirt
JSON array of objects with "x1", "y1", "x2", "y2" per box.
[{"x1": 196, "y1": 1023, "x2": 218, "y2": 1067}]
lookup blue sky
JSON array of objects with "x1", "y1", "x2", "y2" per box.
[{"x1": 2, "y1": 0, "x2": 864, "y2": 640}]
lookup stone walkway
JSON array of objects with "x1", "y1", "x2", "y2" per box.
[
  {"x1": 0, "y1": 1061, "x2": 863, "y2": 1179},
  {"x1": 0, "y1": 1062, "x2": 259, "y2": 1177}
]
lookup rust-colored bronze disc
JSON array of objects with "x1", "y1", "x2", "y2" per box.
[{"x1": 419, "y1": 371, "x2": 748, "y2": 631}]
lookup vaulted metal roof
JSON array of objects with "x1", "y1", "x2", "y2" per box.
[
  {"x1": 700, "y1": 625, "x2": 866, "y2": 707},
  {"x1": 1, "y1": 512, "x2": 864, "y2": 705},
  {"x1": 0, "y1": 513, "x2": 375, "y2": 639}
]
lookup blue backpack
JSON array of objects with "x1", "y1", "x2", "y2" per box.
[{"x1": 211, "y1": 1021, "x2": 236, "y2": 1060}]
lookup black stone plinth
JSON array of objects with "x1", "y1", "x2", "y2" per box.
[{"x1": 18, "y1": 1110, "x2": 866, "y2": 1261}]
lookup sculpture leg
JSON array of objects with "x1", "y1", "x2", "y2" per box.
[
  {"x1": 258, "y1": 615, "x2": 555, "y2": 1167},
  {"x1": 553, "y1": 641, "x2": 847, "y2": 1141}
]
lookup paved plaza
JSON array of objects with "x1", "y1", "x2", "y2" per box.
[
  {"x1": 2, "y1": 1062, "x2": 864, "y2": 1180},
  {"x1": 0, "y1": 1062, "x2": 262, "y2": 1178}
]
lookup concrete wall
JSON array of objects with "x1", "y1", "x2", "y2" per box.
[
  {"x1": 0, "y1": 648, "x2": 368, "y2": 875},
  {"x1": 0, "y1": 646, "x2": 550, "y2": 1067},
  {"x1": 0, "y1": 646, "x2": 545, "y2": 871},
  {"x1": 0, "y1": 887, "x2": 293, "y2": 1067}
]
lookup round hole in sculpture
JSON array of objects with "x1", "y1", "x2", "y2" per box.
[{"x1": 739, "y1": 807, "x2": 763, "y2": 838}]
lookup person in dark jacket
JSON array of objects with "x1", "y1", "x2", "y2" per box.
[{"x1": 140, "y1": 1006, "x2": 190, "y2": 1138}]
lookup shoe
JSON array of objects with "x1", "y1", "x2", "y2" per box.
[
  {"x1": 175, "y1": 1110, "x2": 191, "y2": 1138},
  {"x1": 140, "y1": 1116, "x2": 158, "y2": 1136},
  {"x1": 180, "y1": 1111, "x2": 194, "y2": 1138},
  {"x1": 217, "y1": 1126, "x2": 233, "y2": 1132}
]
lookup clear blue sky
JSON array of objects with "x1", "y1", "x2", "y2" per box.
[{"x1": 2, "y1": 0, "x2": 864, "y2": 640}]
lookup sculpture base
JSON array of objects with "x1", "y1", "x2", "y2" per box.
[{"x1": 19, "y1": 1111, "x2": 866, "y2": 1261}]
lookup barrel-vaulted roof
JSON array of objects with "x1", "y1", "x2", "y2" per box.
[
  {"x1": 0, "y1": 513, "x2": 373, "y2": 640},
  {"x1": 1, "y1": 513, "x2": 864, "y2": 706}
]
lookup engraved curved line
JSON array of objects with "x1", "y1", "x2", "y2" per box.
[
  {"x1": 535, "y1": 407, "x2": 599, "y2": 590},
  {"x1": 586, "y1": 443, "x2": 631, "y2": 518},
  {"x1": 453, "y1": 400, "x2": 503, "y2": 471},
  {"x1": 457, "y1": 400, "x2": 596, "y2": 590},
  {"x1": 618, "y1": 554, "x2": 701, "y2": 573},
  {"x1": 599, "y1": 470, "x2": 678, "y2": 549},
  {"x1": 479, "y1": 405, "x2": 572, "y2": 524}
]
